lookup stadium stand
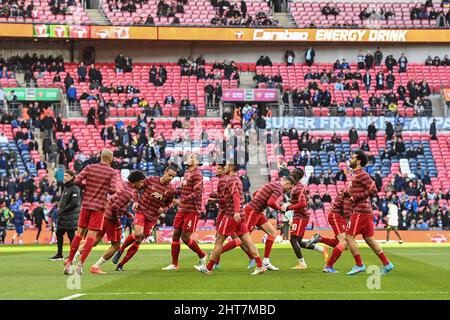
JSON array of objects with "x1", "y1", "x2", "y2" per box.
[
  {"x1": 289, "y1": 1, "x2": 450, "y2": 28},
  {"x1": 0, "y1": 0, "x2": 90, "y2": 24},
  {"x1": 101, "y1": 0, "x2": 277, "y2": 26}
]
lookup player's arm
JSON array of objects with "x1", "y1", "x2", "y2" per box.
[
  {"x1": 74, "y1": 166, "x2": 89, "y2": 188},
  {"x1": 108, "y1": 172, "x2": 120, "y2": 195},
  {"x1": 180, "y1": 174, "x2": 203, "y2": 203},
  {"x1": 350, "y1": 174, "x2": 377, "y2": 202},
  {"x1": 287, "y1": 190, "x2": 307, "y2": 211},
  {"x1": 161, "y1": 191, "x2": 175, "y2": 213},
  {"x1": 230, "y1": 181, "x2": 242, "y2": 222},
  {"x1": 267, "y1": 193, "x2": 283, "y2": 211},
  {"x1": 111, "y1": 192, "x2": 132, "y2": 216}
]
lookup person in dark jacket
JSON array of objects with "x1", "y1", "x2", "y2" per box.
[
  {"x1": 430, "y1": 119, "x2": 437, "y2": 140},
  {"x1": 32, "y1": 202, "x2": 46, "y2": 244},
  {"x1": 49, "y1": 170, "x2": 81, "y2": 260},
  {"x1": 385, "y1": 121, "x2": 394, "y2": 141}
]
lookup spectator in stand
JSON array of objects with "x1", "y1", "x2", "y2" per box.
[
  {"x1": 374, "y1": 47, "x2": 383, "y2": 66},
  {"x1": 77, "y1": 62, "x2": 86, "y2": 83},
  {"x1": 349, "y1": 127, "x2": 359, "y2": 144},
  {"x1": 305, "y1": 47, "x2": 315, "y2": 67},
  {"x1": 66, "y1": 85, "x2": 77, "y2": 105},
  {"x1": 368, "y1": 121, "x2": 377, "y2": 140},
  {"x1": 285, "y1": 50, "x2": 295, "y2": 66},
  {"x1": 398, "y1": 53, "x2": 408, "y2": 73},
  {"x1": 430, "y1": 118, "x2": 437, "y2": 140}
]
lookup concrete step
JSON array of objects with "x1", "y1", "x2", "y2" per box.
[
  {"x1": 87, "y1": 9, "x2": 109, "y2": 24},
  {"x1": 238, "y1": 71, "x2": 255, "y2": 89},
  {"x1": 273, "y1": 12, "x2": 297, "y2": 27},
  {"x1": 430, "y1": 94, "x2": 445, "y2": 117}
]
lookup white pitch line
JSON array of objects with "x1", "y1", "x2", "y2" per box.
[
  {"x1": 59, "y1": 293, "x2": 86, "y2": 300},
  {"x1": 73, "y1": 291, "x2": 450, "y2": 296}
]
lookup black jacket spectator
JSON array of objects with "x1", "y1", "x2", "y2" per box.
[{"x1": 58, "y1": 180, "x2": 81, "y2": 231}]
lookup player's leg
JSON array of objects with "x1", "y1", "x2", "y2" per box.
[
  {"x1": 364, "y1": 236, "x2": 394, "y2": 275},
  {"x1": 239, "y1": 233, "x2": 266, "y2": 275},
  {"x1": 345, "y1": 233, "x2": 366, "y2": 275},
  {"x1": 323, "y1": 233, "x2": 347, "y2": 273},
  {"x1": 163, "y1": 211, "x2": 184, "y2": 270},
  {"x1": 117, "y1": 223, "x2": 146, "y2": 270},
  {"x1": 289, "y1": 234, "x2": 307, "y2": 269},
  {"x1": 64, "y1": 226, "x2": 87, "y2": 274},
  {"x1": 77, "y1": 229, "x2": 100, "y2": 272},
  {"x1": 386, "y1": 226, "x2": 391, "y2": 243},
  {"x1": 196, "y1": 234, "x2": 227, "y2": 274},
  {"x1": 259, "y1": 221, "x2": 279, "y2": 270},
  {"x1": 180, "y1": 214, "x2": 207, "y2": 264},
  {"x1": 393, "y1": 227, "x2": 403, "y2": 243},
  {"x1": 35, "y1": 224, "x2": 42, "y2": 243}
]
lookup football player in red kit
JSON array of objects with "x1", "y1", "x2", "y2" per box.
[
  {"x1": 64, "y1": 149, "x2": 117, "y2": 276},
  {"x1": 244, "y1": 176, "x2": 296, "y2": 271},
  {"x1": 112, "y1": 166, "x2": 177, "y2": 270},
  {"x1": 81, "y1": 171, "x2": 147, "y2": 274},
  {"x1": 195, "y1": 163, "x2": 267, "y2": 275},
  {"x1": 306, "y1": 187, "x2": 353, "y2": 273},
  {"x1": 285, "y1": 168, "x2": 328, "y2": 270},
  {"x1": 163, "y1": 154, "x2": 207, "y2": 270},
  {"x1": 345, "y1": 150, "x2": 394, "y2": 276}
]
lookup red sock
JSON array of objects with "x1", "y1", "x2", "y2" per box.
[
  {"x1": 120, "y1": 234, "x2": 136, "y2": 252},
  {"x1": 320, "y1": 237, "x2": 339, "y2": 247},
  {"x1": 119, "y1": 242, "x2": 140, "y2": 266},
  {"x1": 326, "y1": 243, "x2": 345, "y2": 268},
  {"x1": 67, "y1": 233, "x2": 82, "y2": 263},
  {"x1": 255, "y1": 256, "x2": 263, "y2": 267},
  {"x1": 264, "y1": 235, "x2": 275, "y2": 259},
  {"x1": 241, "y1": 244, "x2": 254, "y2": 260},
  {"x1": 206, "y1": 259, "x2": 216, "y2": 271},
  {"x1": 171, "y1": 240, "x2": 180, "y2": 266},
  {"x1": 377, "y1": 251, "x2": 389, "y2": 266},
  {"x1": 354, "y1": 254, "x2": 364, "y2": 267},
  {"x1": 80, "y1": 236, "x2": 95, "y2": 264},
  {"x1": 187, "y1": 239, "x2": 206, "y2": 259}
]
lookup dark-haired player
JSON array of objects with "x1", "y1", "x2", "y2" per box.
[
  {"x1": 195, "y1": 163, "x2": 267, "y2": 275},
  {"x1": 162, "y1": 154, "x2": 207, "y2": 270},
  {"x1": 307, "y1": 187, "x2": 353, "y2": 273},
  {"x1": 345, "y1": 150, "x2": 394, "y2": 276},
  {"x1": 112, "y1": 166, "x2": 177, "y2": 270},
  {"x1": 86, "y1": 170, "x2": 147, "y2": 274},
  {"x1": 286, "y1": 168, "x2": 328, "y2": 269},
  {"x1": 244, "y1": 176, "x2": 296, "y2": 271},
  {"x1": 64, "y1": 149, "x2": 117, "y2": 276}
]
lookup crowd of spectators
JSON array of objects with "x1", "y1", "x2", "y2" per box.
[
  {"x1": 210, "y1": 0, "x2": 278, "y2": 26},
  {"x1": 278, "y1": 49, "x2": 433, "y2": 117},
  {"x1": 425, "y1": 54, "x2": 450, "y2": 66},
  {"x1": 0, "y1": 0, "x2": 40, "y2": 19},
  {"x1": 410, "y1": 1, "x2": 450, "y2": 27}
]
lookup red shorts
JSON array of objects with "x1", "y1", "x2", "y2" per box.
[
  {"x1": 346, "y1": 213, "x2": 375, "y2": 238},
  {"x1": 78, "y1": 208, "x2": 104, "y2": 231},
  {"x1": 217, "y1": 215, "x2": 248, "y2": 237},
  {"x1": 134, "y1": 212, "x2": 157, "y2": 237},
  {"x1": 290, "y1": 218, "x2": 309, "y2": 238},
  {"x1": 216, "y1": 213, "x2": 224, "y2": 227},
  {"x1": 98, "y1": 219, "x2": 122, "y2": 243},
  {"x1": 173, "y1": 211, "x2": 199, "y2": 233},
  {"x1": 244, "y1": 206, "x2": 268, "y2": 233},
  {"x1": 328, "y1": 213, "x2": 348, "y2": 236}
]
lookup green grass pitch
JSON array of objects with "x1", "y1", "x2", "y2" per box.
[{"x1": 1, "y1": 243, "x2": 449, "y2": 300}]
